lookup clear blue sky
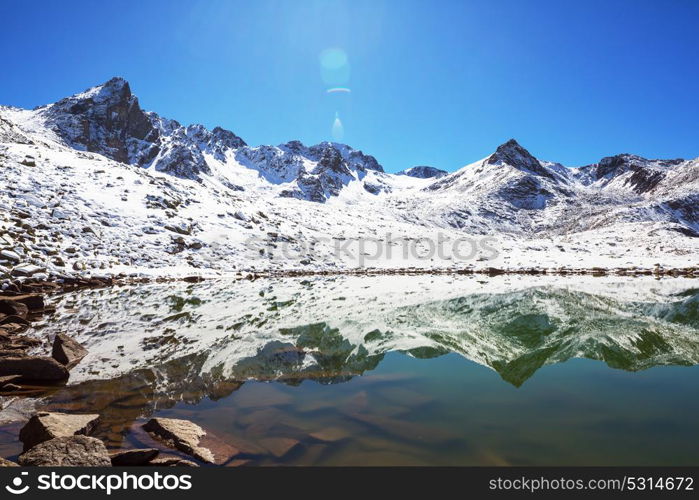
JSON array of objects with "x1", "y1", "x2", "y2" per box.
[{"x1": 1, "y1": 0, "x2": 697, "y2": 172}]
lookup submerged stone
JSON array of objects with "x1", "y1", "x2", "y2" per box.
[{"x1": 110, "y1": 448, "x2": 159, "y2": 466}]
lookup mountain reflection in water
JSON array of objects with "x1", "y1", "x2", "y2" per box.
[{"x1": 2, "y1": 275, "x2": 698, "y2": 465}]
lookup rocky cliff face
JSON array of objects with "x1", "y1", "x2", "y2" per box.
[
  {"x1": 37, "y1": 77, "x2": 160, "y2": 166},
  {"x1": 237, "y1": 140, "x2": 385, "y2": 202},
  {"x1": 575, "y1": 154, "x2": 685, "y2": 194},
  {"x1": 32, "y1": 77, "x2": 384, "y2": 199},
  {"x1": 35, "y1": 77, "x2": 246, "y2": 180},
  {"x1": 397, "y1": 166, "x2": 447, "y2": 179}
]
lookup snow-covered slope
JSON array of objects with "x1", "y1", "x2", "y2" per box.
[{"x1": 0, "y1": 77, "x2": 697, "y2": 279}]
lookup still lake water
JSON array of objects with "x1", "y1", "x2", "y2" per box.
[{"x1": 1, "y1": 275, "x2": 698, "y2": 465}]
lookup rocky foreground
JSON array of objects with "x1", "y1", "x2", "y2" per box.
[
  {"x1": 0, "y1": 287, "x2": 212, "y2": 467},
  {"x1": 0, "y1": 283, "x2": 245, "y2": 466},
  {"x1": 0, "y1": 293, "x2": 83, "y2": 384},
  {"x1": 2, "y1": 411, "x2": 243, "y2": 466}
]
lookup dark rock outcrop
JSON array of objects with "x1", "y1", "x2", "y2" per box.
[
  {"x1": 0, "y1": 300, "x2": 29, "y2": 319},
  {"x1": 0, "y1": 356, "x2": 70, "y2": 381},
  {"x1": 397, "y1": 166, "x2": 448, "y2": 179},
  {"x1": 2, "y1": 294, "x2": 45, "y2": 311},
  {"x1": 37, "y1": 77, "x2": 246, "y2": 180}
]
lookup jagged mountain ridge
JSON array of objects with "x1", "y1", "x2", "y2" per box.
[
  {"x1": 0, "y1": 77, "x2": 698, "y2": 278},
  {"x1": 418, "y1": 139, "x2": 699, "y2": 236},
  {"x1": 4, "y1": 77, "x2": 385, "y2": 202},
  {"x1": 6, "y1": 77, "x2": 697, "y2": 208},
  {"x1": 397, "y1": 166, "x2": 448, "y2": 179},
  {"x1": 34, "y1": 77, "x2": 246, "y2": 178}
]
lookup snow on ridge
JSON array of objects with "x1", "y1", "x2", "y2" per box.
[
  {"x1": 0, "y1": 77, "x2": 698, "y2": 280},
  {"x1": 397, "y1": 165, "x2": 448, "y2": 179}
]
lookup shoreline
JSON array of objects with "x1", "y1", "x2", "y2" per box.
[
  {"x1": 2, "y1": 265, "x2": 698, "y2": 298},
  {"x1": 1, "y1": 264, "x2": 697, "y2": 299}
]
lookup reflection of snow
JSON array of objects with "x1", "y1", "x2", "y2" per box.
[{"x1": 29, "y1": 275, "x2": 699, "y2": 388}]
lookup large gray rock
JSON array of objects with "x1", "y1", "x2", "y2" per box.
[
  {"x1": 0, "y1": 356, "x2": 70, "y2": 381},
  {"x1": 19, "y1": 411, "x2": 100, "y2": 451},
  {"x1": 0, "y1": 250, "x2": 20, "y2": 262},
  {"x1": 52, "y1": 333, "x2": 88, "y2": 369},
  {"x1": 143, "y1": 418, "x2": 211, "y2": 462},
  {"x1": 18, "y1": 435, "x2": 111, "y2": 466},
  {"x1": 110, "y1": 448, "x2": 159, "y2": 466}
]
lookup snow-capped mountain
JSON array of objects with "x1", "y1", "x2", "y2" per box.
[
  {"x1": 397, "y1": 166, "x2": 447, "y2": 179},
  {"x1": 0, "y1": 77, "x2": 697, "y2": 279},
  {"x1": 17, "y1": 77, "x2": 246, "y2": 179},
  {"x1": 3, "y1": 77, "x2": 384, "y2": 202},
  {"x1": 234, "y1": 140, "x2": 385, "y2": 202}
]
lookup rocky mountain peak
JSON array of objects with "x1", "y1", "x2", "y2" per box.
[
  {"x1": 579, "y1": 153, "x2": 687, "y2": 194},
  {"x1": 48, "y1": 76, "x2": 136, "y2": 116},
  {"x1": 94, "y1": 76, "x2": 130, "y2": 97},
  {"x1": 595, "y1": 154, "x2": 684, "y2": 179},
  {"x1": 596, "y1": 154, "x2": 644, "y2": 178},
  {"x1": 486, "y1": 139, "x2": 553, "y2": 179},
  {"x1": 38, "y1": 76, "x2": 156, "y2": 165},
  {"x1": 32, "y1": 78, "x2": 252, "y2": 180},
  {"x1": 398, "y1": 166, "x2": 447, "y2": 179}
]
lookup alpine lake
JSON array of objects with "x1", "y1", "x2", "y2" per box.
[{"x1": 1, "y1": 274, "x2": 698, "y2": 466}]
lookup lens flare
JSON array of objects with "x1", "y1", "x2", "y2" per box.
[
  {"x1": 332, "y1": 112, "x2": 344, "y2": 141},
  {"x1": 319, "y1": 48, "x2": 348, "y2": 69},
  {"x1": 326, "y1": 87, "x2": 351, "y2": 94},
  {"x1": 319, "y1": 47, "x2": 350, "y2": 86}
]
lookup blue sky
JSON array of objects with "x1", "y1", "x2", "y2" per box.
[{"x1": 1, "y1": 0, "x2": 697, "y2": 172}]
